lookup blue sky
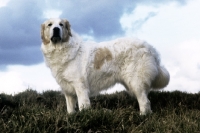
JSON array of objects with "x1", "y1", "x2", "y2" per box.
[{"x1": 0, "y1": 0, "x2": 200, "y2": 94}]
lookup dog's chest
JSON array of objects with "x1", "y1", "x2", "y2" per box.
[
  {"x1": 44, "y1": 47, "x2": 79, "y2": 93},
  {"x1": 46, "y1": 50, "x2": 65, "y2": 66},
  {"x1": 44, "y1": 45, "x2": 76, "y2": 69}
]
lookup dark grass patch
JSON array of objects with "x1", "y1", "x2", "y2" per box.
[{"x1": 0, "y1": 89, "x2": 200, "y2": 132}]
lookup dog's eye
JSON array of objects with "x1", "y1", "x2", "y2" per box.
[
  {"x1": 59, "y1": 23, "x2": 64, "y2": 27},
  {"x1": 48, "y1": 23, "x2": 52, "y2": 27}
]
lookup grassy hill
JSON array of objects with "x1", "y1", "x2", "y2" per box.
[{"x1": 0, "y1": 89, "x2": 200, "y2": 133}]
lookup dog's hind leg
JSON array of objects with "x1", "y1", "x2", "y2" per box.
[
  {"x1": 124, "y1": 79, "x2": 152, "y2": 115},
  {"x1": 133, "y1": 84, "x2": 152, "y2": 115}
]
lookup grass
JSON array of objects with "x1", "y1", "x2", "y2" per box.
[{"x1": 0, "y1": 89, "x2": 200, "y2": 133}]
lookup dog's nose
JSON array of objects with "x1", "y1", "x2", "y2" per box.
[
  {"x1": 51, "y1": 27, "x2": 61, "y2": 43},
  {"x1": 53, "y1": 27, "x2": 60, "y2": 32},
  {"x1": 53, "y1": 27, "x2": 60, "y2": 36}
]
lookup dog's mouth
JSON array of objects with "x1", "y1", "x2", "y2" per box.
[
  {"x1": 51, "y1": 36, "x2": 61, "y2": 43},
  {"x1": 51, "y1": 27, "x2": 61, "y2": 43}
]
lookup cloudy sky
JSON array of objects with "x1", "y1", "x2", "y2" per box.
[{"x1": 0, "y1": 0, "x2": 200, "y2": 94}]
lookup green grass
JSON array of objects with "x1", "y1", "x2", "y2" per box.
[{"x1": 0, "y1": 89, "x2": 200, "y2": 133}]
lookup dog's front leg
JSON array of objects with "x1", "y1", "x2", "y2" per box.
[
  {"x1": 64, "y1": 93, "x2": 77, "y2": 114},
  {"x1": 74, "y1": 83, "x2": 91, "y2": 111}
]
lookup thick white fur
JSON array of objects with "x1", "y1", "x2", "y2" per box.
[{"x1": 41, "y1": 18, "x2": 170, "y2": 115}]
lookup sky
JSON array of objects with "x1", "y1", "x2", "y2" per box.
[{"x1": 0, "y1": 0, "x2": 200, "y2": 94}]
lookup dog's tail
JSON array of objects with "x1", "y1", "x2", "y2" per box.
[{"x1": 151, "y1": 66, "x2": 170, "y2": 89}]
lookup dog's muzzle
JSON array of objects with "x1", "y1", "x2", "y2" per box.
[{"x1": 51, "y1": 27, "x2": 61, "y2": 43}]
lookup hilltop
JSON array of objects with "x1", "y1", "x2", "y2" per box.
[{"x1": 0, "y1": 89, "x2": 200, "y2": 132}]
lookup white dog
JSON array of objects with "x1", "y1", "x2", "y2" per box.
[{"x1": 41, "y1": 18, "x2": 170, "y2": 115}]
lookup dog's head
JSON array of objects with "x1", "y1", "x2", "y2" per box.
[{"x1": 41, "y1": 18, "x2": 72, "y2": 45}]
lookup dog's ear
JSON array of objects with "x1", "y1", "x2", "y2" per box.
[
  {"x1": 62, "y1": 19, "x2": 72, "y2": 42},
  {"x1": 41, "y1": 23, "x2": 50, "y2": 45},
  {"x1": 64, "y1": 19, "x2": 72, "y2": 37}
]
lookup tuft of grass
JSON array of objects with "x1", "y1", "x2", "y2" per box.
[{"x1": 0, "y1": 89, "x2": 200, "y2": 132}]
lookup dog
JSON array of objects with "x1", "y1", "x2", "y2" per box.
[{"x1": 41, "y1": 18, "x2": 170, "y2": 115}]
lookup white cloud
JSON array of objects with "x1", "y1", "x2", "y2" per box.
[
  {"x1": 0, "y1": 0, "x2": 9, "y2": 7},
  {"x1": 43, "y1": 9, "x2": 62, "y2": 19},
  {"x1": 120, "y1": 5, "x2": 158, "y2": 36},
  {"x1": 167, "y1": 40, "x2": 200, "y2": 93},
  {"x1": 0, "y1": 70, "x2": 24, "y2": 94},
  {"x1": 130, "y1": 1, "x2": 200, "y2": 49},
  {"x1": 0, "y1": 63, "x2": 59, "y2": 94},
  {"x1": 119, "y1": 0, "x2": 200, "y2": 93},
  {"x1": 101, "y1": 84, "x2": 125, "y2": 94},
  {"x1": 81, "y1": 34, "x2": 95, "y2": 42}
]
